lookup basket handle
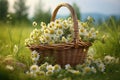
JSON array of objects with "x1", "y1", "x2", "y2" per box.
[{"x1": 51, "y1": 3, "x2": 79, "y2": 48}]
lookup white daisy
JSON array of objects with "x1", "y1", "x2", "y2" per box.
[
  {"x1": 56, "y1": 29, "x2": 63, "y2": 36},
  {"x1": 31, "y1": 50, "x2": 40, "y2": 62},
  {"x1": 68, "y1": 69, "x2": 80, "y2": 75},
  {"x1": 46, "y1": 70, "x2": 53, "y2": 76},
  {"x1": 83, "y1": 66, "x2": 91, "y2": 74},
  {"x1": 30, "y1": 64, "x2": 39, "y2": 72},
  {"x1": 46, "y1": 65, "x2": 54, "y2": 71},
  {"x1": 6, "y1": 65, "x2": 14, "y2": 71},
  {"x1": 53, "y1": 64, "x2": 61, "y2": 72},
  {"x1": 65, "y1": 64, "x2": 71, "y2": 70},
  {"x1": 91, "y1": 67, "x2": 97, "y2": 73},
  {"x1": 61, "y1": 36, "x2": 68, "y2": 43},
  {"x1": 98, "y1": 63, "x2": 105, "y2": 72},
  {"x1": 32, "y1": 21, "x2": 37, "y2": 27}
]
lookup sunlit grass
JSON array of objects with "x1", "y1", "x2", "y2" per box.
[{"x1": 0, "y1": 19, "x2": 120, "y2": 80}]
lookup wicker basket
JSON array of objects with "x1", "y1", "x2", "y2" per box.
[{"x1": 28, "y1": 3, "x2": 91, "y2": 66}]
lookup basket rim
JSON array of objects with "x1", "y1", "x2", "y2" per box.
[{"x1": 27, "y1": 41, "x2": 92, "y2": 50}]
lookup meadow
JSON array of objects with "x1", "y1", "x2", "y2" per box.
[{"x1": 0, "y1": 18, "x2": 120, "y2": 80}]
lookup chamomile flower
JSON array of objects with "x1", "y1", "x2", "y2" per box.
[
  {"x1": 46, "y1": 65, "x2": 54, "y2": 71},
  {"x1": 49, "y1": 28, "x2": 56, "y2": 34},
  {"x1": 68, "y1": 69, "x2": 80, "y2": 75},
  {"x1": 61, "y1": 36, "x2": 68, "y2": 43},
  {"x1": 91, "y1": 67, "x2": 97, "y2": 73},
  {"x1": 6, "y1": 65, "x2": 14, "y2": 71},
  {"x1": 83, "y1": 66, "x2": 91, "y2": 73},
  {"x1": 30, "y1": 64, "x2": 39, "y2": 72},
  {"x1": 56, "y1": 29, "x2": 63, "y2": 36},
  {"x1": 55, "y1": 19, "x2": 61, "y2": 24},
  {"x1": 48, "y1": 24, "x2": 54, "y2": 29},
  {"x1": 95, "y1": 30, "x2": 99, "y2": 35},
  {"x1": 13, "y1": 44, "x2": 18, "y2": 54},
  {"x1": 56, "y1": 24, "x2": 63, "y2": 29},
  {"x1": 35, "y1": 70, "x2": 45, "y2": 76},
  {"x1": 32, "y1": 21, "x2": 37, "y2": 27},
  {"x1": 63, "y1": 20, "x2": 69, "y2": 29},
  {"x1": 53, "y1": 64, "x2": 61, "y2": 72},
  {"x1": 46, "y1": 70, "x2": 53, "y2": 76},
  {"x1": 31, "y1": 50, "x2": 40, "y2": 62},
  {"x1": 98, "y1": 63, "x2": 105, "y2": 72},
  {"x1": 87, "y1": 32, "x2": 93, "y2": 38},
  {"x1": 104, "y1": 55, "x2": 115, "y2": 64},
  {"x1": 79, "y1": 28, "x2": 87, "y2": 36},
  {"x1": 50, "y1": 21, "x2": 55, "y2": 26},
  {"x1": 65, "y1": 64, "x2": 71, "y2": 70},
  {"x1": 81, "y1": 22, "x2": 88, "y2": 27},
  {"x1": 44, "y1": 35, "x2": 51, "y2": 42},
  {"x1": 41, "y1": 22, "x2": 46, "y2": 26},
  {"x1": 39, "y1": 36, "x2": 47, "y2": 44},
  {"x1": 44, "y1": 29, "x2": 50, "y2": 35}
]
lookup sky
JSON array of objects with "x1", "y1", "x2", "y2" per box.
[{"x1": 8, "y1": 0, "x2": 120, "y2": 17}]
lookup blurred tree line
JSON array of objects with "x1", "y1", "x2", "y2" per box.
[
  {"x1": 2, "y1": 0, "x2": 119, "y2": 26},
  {"x1": 0, "y1": 0, "x2": 82, "y2": 25},
  {"x1": 0, "y1": 0, "x2": 51, "y2": 25}
]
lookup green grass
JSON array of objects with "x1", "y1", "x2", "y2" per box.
[{"x1": 0, "y1": 19, "x2": 120, "y2": 80}]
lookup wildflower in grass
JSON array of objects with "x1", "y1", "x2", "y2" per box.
[
  {"x1": 90, "y1": 28, "x2": 95, "y2": 33},
  {"x1": 46, "y1": 65, "x2": 54, "y2": 71},
  {"x1": 68, "y1": 69, "x2": 80, "y2": 75},
  {"x1": 46, "y1": 70, "x2": 53, "y2": 76},
  {"x1": 35, "y1": 70, "x2": 45, "y2": 76},
  {"x1": 94, "y1": 58, "x2": 102, "y2": 65},
  {"x1": 53, "y1": 64, "x2": 61, "y2": 72},
  {"x1": 30, "y1": 64, "x2": 39, "y2": 72},
  {"x1": 65, "y1": 64, "x2": 71, "y2": 70},
  {"x1": 6, "y1": 65, "x2": 14, "y2": 71},
  {"x1": 26, "y1": 71, "x2": 34, "y2": 76},
  {"x1": 87, "y1": 32, "x2": 93, "y2": 39},
  {"x1": 85, "y1": 59, "x2": 92, "y2": 66},
  {"x1": 91, "y1": 67, "x2": 97, "y2": 73},
  {"x1": 101, "y1": 34, "x2": 108, "y2": 43},
  {"x1": 13, "y1": 44, "x2": 18, "y2": 54},
  {"x1": 104, "y1": 55, "x2": 115, "y2": 64},
  {"x1": 87, "y1": 16, "x2": 94, "y2": 22},
  {"x1": 33, "y1": 21, "x2": 37, "y2": 27},
  {"x1": 81, "y1": 22, "x2": 88, "y2": 27},
  {"x1": 83, "y1": 66, "x2": 91, "y2": 74},
  {"x1": 95, "y1": 31, "x2": 99, "y2": 35},
  {"x1": 98, "y1": 63, "x2": 105, "y2": 72},
  {"x1": 31, "y1": 50, "x2": 40, "y2": 63},
  {"x1": 115, "y1": 58, "x2": 119, "y2": 64}
]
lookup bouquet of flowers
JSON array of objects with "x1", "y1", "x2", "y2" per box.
[{"x1": 25, "y1": 17, "x2": 98, "y2": 46}]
